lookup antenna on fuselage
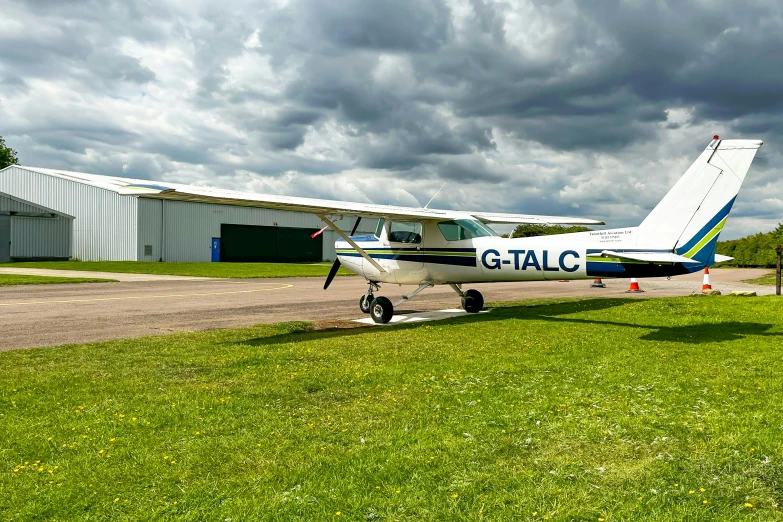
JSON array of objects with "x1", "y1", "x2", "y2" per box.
[{"x1": 423, "y1": 182, "x2": 447, "y2": 209}]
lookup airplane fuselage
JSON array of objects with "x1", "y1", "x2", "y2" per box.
[{"x1": 336, "y1": 225, "x2": 706, "y2": 286}]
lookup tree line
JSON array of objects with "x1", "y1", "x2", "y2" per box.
[
  {"x1": 715, "y1": 225, "x2": 783, "y2": 267},
  {"x1": 505, "y1": 221, "x2": 782, "y2": 268},
  {"x1": 506, "y1": 223, "x2": 592, "y2": 238}
]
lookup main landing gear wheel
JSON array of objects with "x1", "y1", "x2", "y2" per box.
[
  {"x1": 461, "y1": 289, "x2": 484, "y2": 313},
  {"x1": 370, "y1": 296, "x2": 394, "y2": 324},
  {"x1": 359, "y1": 294, "x2": 373, "y2": 314}
]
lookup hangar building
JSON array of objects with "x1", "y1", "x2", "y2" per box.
[{"x1": 0, "y1": 165, "x2": 376, "y2": 262}]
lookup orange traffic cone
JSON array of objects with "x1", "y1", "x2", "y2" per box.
[
  {"x1": 701, "y1": 268, "x2": 712, "y2": 291},
  {"x1": 591, "y1": 278, "x2": 606, "y2": 288},
  {"x1": 626, "y1": 278, "x2": 644, "y2": 293}
]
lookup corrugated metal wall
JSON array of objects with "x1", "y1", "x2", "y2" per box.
[
  {"x1": 9, "y1": 217, "x2": 72, "y2": 259},
  {"x1": 0, "y1": 167, "x2": 137, "y2": 260},
  {"x1": 0, "y1": 193, "x2": 73, "y2": 260},
  {"x1": 138, "y1": 198, "x2": 378, "y2": 262}
]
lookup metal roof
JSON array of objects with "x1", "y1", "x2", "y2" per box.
[{"x1": 13, "y1": 166, "x2": 159, "y2": 194}]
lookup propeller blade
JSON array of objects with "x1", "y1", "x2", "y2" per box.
[
  {"x1": 324, "y1": 217, "x2": 361, "y2": 290},
  {"x1": 324, "y1": 259, "x2": 341, "y2": 290}
]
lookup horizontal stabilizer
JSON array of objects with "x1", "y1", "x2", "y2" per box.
[
  {"x1": 595, "y1": 250, "x2": 702, "y2": 265},
  {"x1": 714, "y1": 254, "x2": 734, "y2": 263}
]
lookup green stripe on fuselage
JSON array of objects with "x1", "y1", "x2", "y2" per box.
[{"x1": 336, "y1": 249, "x2": 475, "y2": 257}]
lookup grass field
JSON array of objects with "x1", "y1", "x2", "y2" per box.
[
  {"x1": 0, "y1": 274, "x2": 116, "y2": 286},
  {"x1": 2, "y1": 296, "x2": 783, "y2": 520},
  {"x1": 0, "y1": 261, "x2": 354, "y2": 279},
  {"x1": 744, "y1": 270, "x2": 779, "y2": 286}
]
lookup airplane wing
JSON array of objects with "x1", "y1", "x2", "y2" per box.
[
  {"x1": 116, "y1": 181, "x2": 604, "y2": 226},
  {"x1": 471, "y1": 212, "x2": 603, "y2": 226},
  {"x1": 594, "y1": 250, "x2": 702, "y2": 264}
]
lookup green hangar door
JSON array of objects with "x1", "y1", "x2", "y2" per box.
[{"x1": 220, "y1": 224, "x2": 323, "y2": 262}]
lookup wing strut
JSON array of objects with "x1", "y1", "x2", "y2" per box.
[{"x1": 317, "y1": 214, "x2": 387, "y2": 273}]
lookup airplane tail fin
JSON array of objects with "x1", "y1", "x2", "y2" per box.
[{"x1": 636, "y1": 137, "x2": 763, "y2": 266}]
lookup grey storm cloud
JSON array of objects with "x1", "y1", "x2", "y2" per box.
[{"x1": 2, "y1": 0, "x2": 783, "y2": 237}]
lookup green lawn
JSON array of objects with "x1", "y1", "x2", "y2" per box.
[
  {"x1": 0, "y1": 261, "x2": 354, "y2": 279},
  {"x1": 744, "y1": 270, "x2": 779, "y2": 286},
  {"x1": 0, "y1": 274, "x2": 116, "y2": 286},
  {"x1": 2, "y1": 297, "x2": 783, "y2": 520}
]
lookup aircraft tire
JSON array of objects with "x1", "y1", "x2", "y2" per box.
[
  {"x1": 370, "y1": 296, "x2": 394, "y2": 324},
  {"x1": 462, "y1": 289, "x2": 484, "y2": 313},
  {"x1": 359, "y1": 294, "x2": 373, "y2": 314}
]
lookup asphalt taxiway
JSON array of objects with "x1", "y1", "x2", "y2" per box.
[{"x1": 0, "y1": 268, "x2": 772, "y2": 350}]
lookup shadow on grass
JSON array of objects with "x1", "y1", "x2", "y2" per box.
[{"x1": 242, "y1": 298, "x2": 783, "y2": 347}]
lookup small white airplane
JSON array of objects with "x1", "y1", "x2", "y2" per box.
[{"x1": 119, "y1": 136, "x2": 762, "y2": 323}]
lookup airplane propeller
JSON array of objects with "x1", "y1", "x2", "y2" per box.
[{"x1": 323, "y1": 217, "x2": 361, "y2": 290}]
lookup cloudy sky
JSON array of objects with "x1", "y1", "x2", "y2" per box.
[{"x1": 1, "y1": 0, "x2": 782, "y2": 238}]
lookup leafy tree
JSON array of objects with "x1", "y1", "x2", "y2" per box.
[
  {"x1": 716, "y1": 224, "x2": 783, "y2": 267},
  {"x1": 510, "y1": 223, "x2": 592, "y2": 238},
  {"x1": 0, "y1": 136, "x2": 19, "y2": 170}
]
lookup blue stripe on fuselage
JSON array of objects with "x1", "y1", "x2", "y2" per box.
[
  {"x1": 337, "y1": 251, "x2": 477, "y2": 267},
  {"x1": 674, "y1": 197, "x2": 735, "y2": 256}
]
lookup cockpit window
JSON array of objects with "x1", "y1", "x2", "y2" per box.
[
  {"x1": 438, "y1": 219, "x2": 498, "y2": 241},
  {"x1": 389, "y1": 221, "x2": 422, "y2": 243}
]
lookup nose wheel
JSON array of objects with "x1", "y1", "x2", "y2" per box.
[
  {"x1": 359, "y1": 282, "x2": 381, "y2": 314},
  {"x1": 359, "y1": 294, "x2": 373, "y2": 314}
]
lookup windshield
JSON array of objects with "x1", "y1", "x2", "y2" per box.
[{"x1": 438, "y1": 219, "x2": 498, "y2": 241}]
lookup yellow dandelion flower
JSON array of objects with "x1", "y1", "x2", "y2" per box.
[
  {"x1": 114, "y1": 498, "x2": 119, "y2": 502},
  {"x1": 745, "y1": 503, "x2": 753, "y2": 508},
  {"x1": 703, "y1": 500, "x2": 708, "y2": 505},
  {"x1": 452, "y1": 494, "x2": 458, "y2": 499},
  {"x1": 689, "y1": 490, "x2": 695, "y2": 494},
  {"x1": 700, "y1": 488, "x2": 705, "y2": 492},
  {"x1": 336, "y1": 512, "x2": 342, "y2": 516}
]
